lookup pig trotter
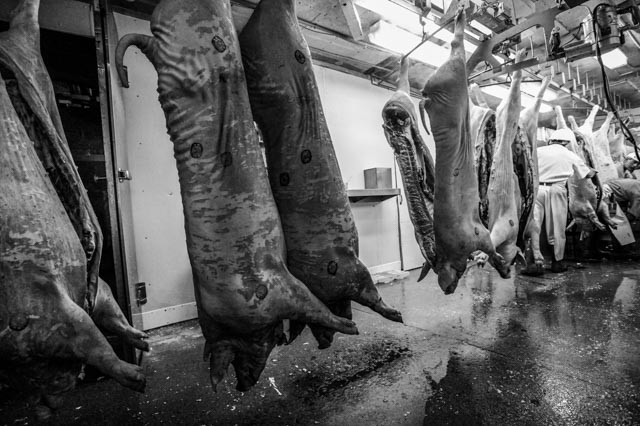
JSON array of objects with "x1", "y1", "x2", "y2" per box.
[
  {"x1": 92, "y1": 279, "x2": 149, "y2": 351},
  {"x1": 310, "y1": 300, "x2": 352, "y2": 349},
  {"x1": 417, "y1": 262, "x2": 431, "y2": 282}
]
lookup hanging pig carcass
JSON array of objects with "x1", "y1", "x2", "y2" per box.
[
  {"x1": 115, "y1": 0, "x2": 358, "y2": 390},
  {"x1": 0, "y1": 74, "x2": 147, "y2": 416},
  {"x1": 421, "y1": 9, "x2": 504, "y2": 294},
  {"x1": 239, "y1": 0, "x2": 401, "y2": 348},
  {"x1": 468, "y1": 84, "x2": 496, "y2": 227},
  {"x1": 0, "y1": 0, "x2": 102, "y2": 302},
  {"x1": 380, "y1": 57, "x2": 436, "y2": 283},
  {"x1": 1, "y1": 0, "x2": 148, "y2": 416},
  {"x1": 517, "y1": 76, "x2": 551, "y2": 270},
  {"x1": 484, "y1": 50, "x2": 527, "y2": 277}
]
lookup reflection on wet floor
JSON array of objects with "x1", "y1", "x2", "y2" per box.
[{"x1": 1, "y1": 261, "x2": 639, "y2": 424}]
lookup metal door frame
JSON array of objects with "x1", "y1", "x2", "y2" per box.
[{"x1": 92, "y1": 0, "x2": 135, "y2": 362}]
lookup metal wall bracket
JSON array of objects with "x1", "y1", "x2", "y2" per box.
[
  {"x1": 117, "y1": 168, "x2": 132, "y2": 182},
  {"x1": 134, "y1": 282, "x2": 147, "y2": 306}
]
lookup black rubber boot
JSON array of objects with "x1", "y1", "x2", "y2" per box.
[{"x1": 551, "y1": 254, "x2": 568, "y2": 273}]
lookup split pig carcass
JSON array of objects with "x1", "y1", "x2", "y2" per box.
[
  {"x1": 568, "y1": 164, "x2": 617, "y2": 231},
  {"x1": 468, "y1": 83, "x2": 496, "y2": 228},
  {"x1": 517, "y1": 76, "x2": 551, "y2": 270},
  {"x1": 1, "y1": 0, "x2": 148, "y2": 416},
  {"x1": 380, "y1": 56, "x2": 436, "y2": 283},
  {"x1": 568, "y1": 106, "x2": 617, "y2": 182},
  {"x1": 468, "y1": 67, "x2": 549, "y2": 275},
  {"x1": 583, "y1": 110, "x2": 619, "y2": 183},
  {"x1": 421, "y1": 9, "x2": 504, "y2": 294},
  {"x1": 484, "y1": 50, "x2": 527, "y2": 277},
  {"x1": 556, "y1": 106, "x2": 615, "y2": 228},
  {"x1": 115, "y1": 0, "x2": 358, "y2": 391},
  {"x1": 609, "y1": 125, "x2": 630, "y2": 163},
  {"x1": 239, "y1": 0, "x2": 401, "y2": 348}
]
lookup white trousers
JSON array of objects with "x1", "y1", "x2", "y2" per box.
[{"x1": 533, "y1": 183, "x2": 568, "y2": 261}]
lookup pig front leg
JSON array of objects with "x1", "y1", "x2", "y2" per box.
[
  {"x1": 521, "y1": 201, "x2": 545, "y2": 275},
  {"x1": 92, "y1": 279, "x2": 149, "y2": 351},
  {"x1": 478, "y1": 232, "x2": 507, "y2": 278},
  {"x1": 36, "y1": 294, "x2": 146, "y2": 392}
]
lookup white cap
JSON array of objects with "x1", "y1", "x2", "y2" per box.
[
  {"x1": 625, "y1": 152, "x2": 638, "y2": 161},
  {"x1": 549, "y1": 128, "x2": 576, "y2": 145}
]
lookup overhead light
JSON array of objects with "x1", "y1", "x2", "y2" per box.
[
  {"x1": 356, "y1": 0, "x2": 475, "y2": 53},
  {"x1": 368, "y1": 20, "x2": 451, "y2": 67},
  {"x1": 539, "y1": 103, "x2": 553, "y2": 113},
  {"x1": 599, "y1": 48, "x2": 628, "y2": 69},
  {"x1": 469, "y1": 20, "x2": 493, "y2": 36},
  {"x1": 480, "y1": 84, "x2": 510, "y2": 99},
  {"x1": 355, "y1": 0, "x2": 418, "y2": 30},
  {"x1": 480, "y1": 85, "x2": 553, "y2": 112}
]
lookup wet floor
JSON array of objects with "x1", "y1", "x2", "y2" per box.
[{"x1": 2, "y1": 260, "x2": 640, "y2": 425}]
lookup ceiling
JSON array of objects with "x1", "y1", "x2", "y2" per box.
[{"x1": 107, "y1": 0, "x2": 640, "y2": 133}]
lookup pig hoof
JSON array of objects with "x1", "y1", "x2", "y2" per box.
[
  {"x1": 113, "y1": 362, "x2": 146, "y2": 393},
  {"x1": 310, "y1": 326, "x2": 335, "y2": 349},
  {"x1": 126, "y1": 329, "x2": 150, "y2": 351}
]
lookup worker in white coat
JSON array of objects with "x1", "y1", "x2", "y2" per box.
[{"x1": 533, "y1": 128, "x2": 595, "y2": 273}]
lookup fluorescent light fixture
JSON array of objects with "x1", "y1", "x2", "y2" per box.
[
  {"x1": 480, "y1": 84, "x2": 510, "y2": 99},
  {"x1": 357, "y1": 0, "x2": 475, "y2": 53},
  {"x1": 480, "y1": 85, "x2": 552, "y2": 112},
  {"x1": 599, "y1": 48, "x2": 628, "y2": 69},
  {"x1": 355, "y1": 0, "x2": 418, "y2": 31},
  {"x1": 539, "y1": 103, "x2": 553, "y2": 113},
  {"x1": 521, "y1": 93, "x2": 553, "y2": 112},
  {"x1": 470, "y1": 20, "x2": 493, "y2": 36},
  {"x1": 368, "y1": 20, "x2": 451, "y2": 67}
]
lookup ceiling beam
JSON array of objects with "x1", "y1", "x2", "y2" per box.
[{"x1": 339, "y1": 0, "x2": 365, "y2": 40}]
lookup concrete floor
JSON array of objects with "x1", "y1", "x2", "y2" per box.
[{"x1": 2, "y1": 260, "x2": 640, "y2": 425}]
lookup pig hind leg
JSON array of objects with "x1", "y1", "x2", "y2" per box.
[
  {"x1": 309, "y1": 300, "x2": 353, "y2": 349},
  {"x1": 36, "y1": 294, "x2": 145, "y2": 392},
  {"x1": 91, "y1": 279, "x2": 149, "y2": 351},
  {"x1": 204, "y1": 323, "x2": 284, "y2": 392},
  {"x1": 476, "y1": 228, "x2": 507, "y2": 276}
]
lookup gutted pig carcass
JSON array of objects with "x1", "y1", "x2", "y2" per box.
[
  {"x1": 485, "y1": 50, "x2": 527, "y2": 277},
  {"x1": 517, "y1": 76, "x2": 551, "y2": 233},
  {"x1": 239, "y1": 0, "x2": 401, "y2": 348},
  {"x1": 468, "y1": 83, "x2": 495, "y2": 227},
  {"x1": 469, "y1": 72, "x2": 548, "y2": 273},
  {"x1": 568, "y1": 164, "x2": 615, "y2": 230},
  {"x1": 0, "y1": 72, "x2": 147, "y2": 416},
  {"x1": 567, "y1": 108, "x2": 598, "y2": 170},
  {"x1": 0, "y1": 0, "x2": 102, "y2": 303},
  {"x1": 115, "y1": 0, "x2": 358, "y2": 390},
  {"x1": 517, "y1": 76, "x2": 550, "y2": 270},
  {"x1": 553, "y1": 106, "x2": 581, "y2": 154},
  {"x1": 380, "y1": 57, "x2": 436, "y2": 282},
  {"x1": 421, "y1": 9, "x2": 504, "y2": 294},
  {"x1": 609, "y1": 125, "x2": 630, "y2": 163},
  {"x1": 566, "y1": 107, "x2": 618, "y2": 228},
  {"x1": 589, "y1": 111, "x2": 618, "y2": 182}
]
